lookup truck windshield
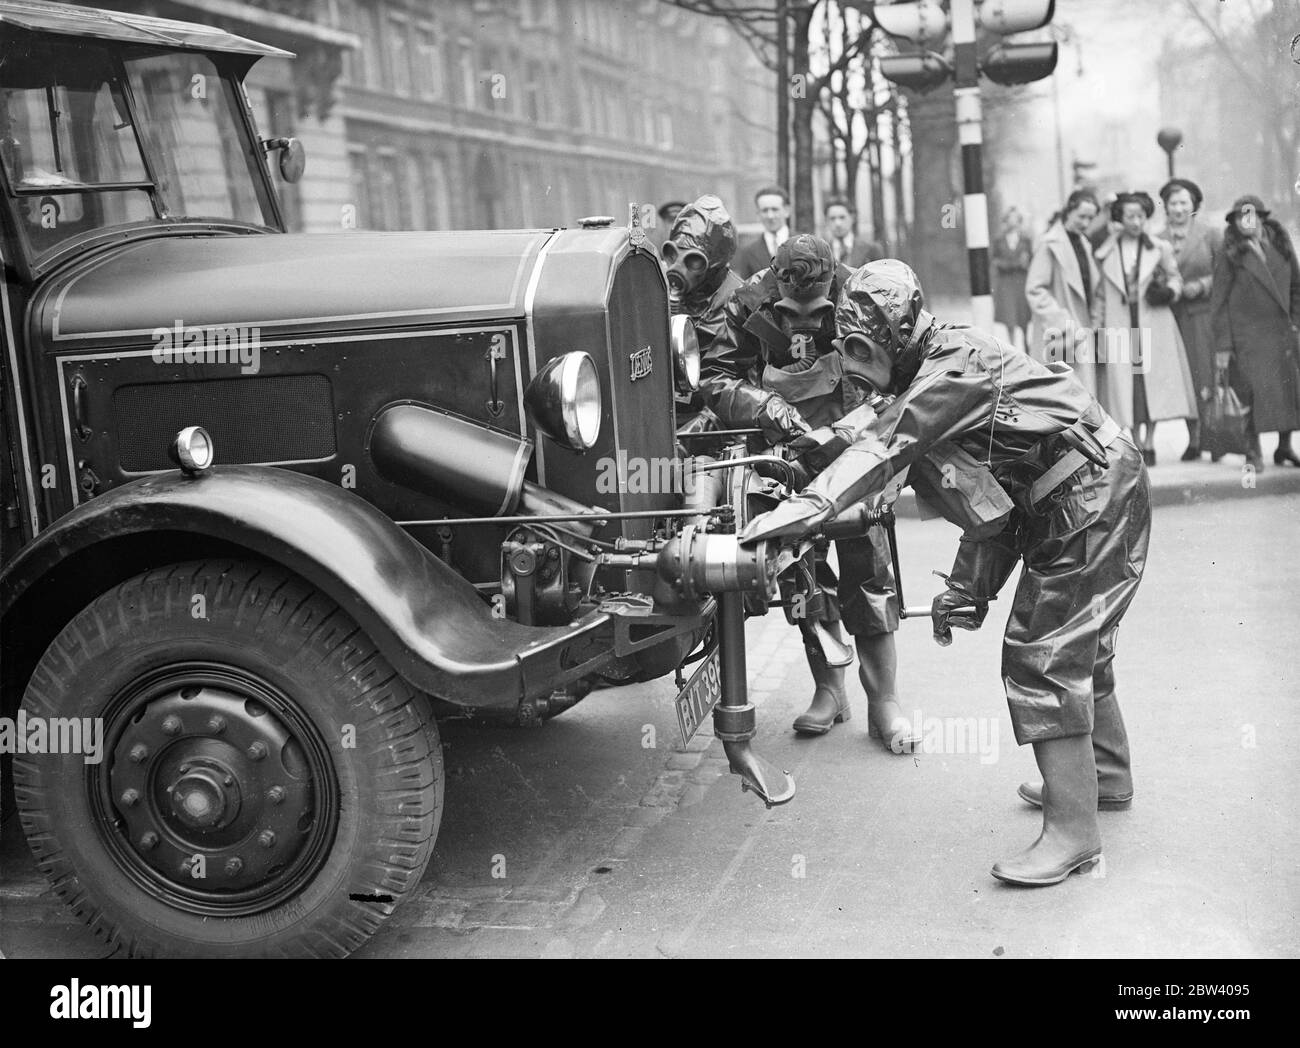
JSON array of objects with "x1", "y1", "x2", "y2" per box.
[{"x1": 0, "y1": 38, "x2": 272, "y2": 261}]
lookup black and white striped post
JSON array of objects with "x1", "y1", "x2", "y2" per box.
[{"x1": 950, "y1": 0, "x2": 994, "y2": 331}]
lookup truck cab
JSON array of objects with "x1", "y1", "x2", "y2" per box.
[{"x1": 0, "y1": 0, "x2": 792, "y2": 958}]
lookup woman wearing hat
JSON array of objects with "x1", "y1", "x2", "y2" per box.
[
  {"x1": 1157, "y1": 179, "x2": 1222, "y2": 460},
  {"x1": 1025, "y1": 189, "x2": 1102, "y2": 391},
  {"x1": 1094, "y1": 190, "x2": 1197, "y2": 464},
  {"x1": 1210, "y1": 195, "x2": 1300, "y2": 469}
]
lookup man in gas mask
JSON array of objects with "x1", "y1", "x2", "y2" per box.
[
  {"x1": 661, "y1": 195, "x2": 742, "y2": 433},
  {"x1": 702, "y1": 235, "x2": 917, "y2": 750},
  {"x1": 742, "y1": 260, "x2": 1151, "y2": 886}
]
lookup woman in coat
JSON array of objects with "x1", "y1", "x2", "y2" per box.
[
  {"x1": 1156, "y1": 179, "x2": 1221, "y2": 460},
  {"x1": 1210, "y1": 194, "x2": 1300, "y2": 470},
  {"x1": 1025, "y1": 190, "x2": 1102, "y2": 394},
  {"x1": 1094, "y1": 191, "x2": 1197, "y2": 463},
  {"x1": 992, "y1": 206, "x2": 1033, "y2": 347}
]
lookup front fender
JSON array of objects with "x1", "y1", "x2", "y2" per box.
[{"x1": 0, "y1": 466, "x2": 614, "y2": 706}]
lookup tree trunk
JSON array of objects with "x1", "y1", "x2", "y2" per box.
[
  {"x1": 791, "y1": 6, "x2": 816, "y2": 234},
  {"x1": 889, "y1": 94, "x2": 909, "y2": 256},
  {"x1": 905, "y1": 84, "x2": 964, "y2": 295},
  {"x1": 867, "y1": 114, "x2": 885, "y2": 244}
]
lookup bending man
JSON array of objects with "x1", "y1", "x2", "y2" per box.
[{"x1": 743, "y1": 260, "x2": 1150, "y2": 886}]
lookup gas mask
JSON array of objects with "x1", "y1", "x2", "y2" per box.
[
  {"x1": 834, "y1": 304, "x2": 895, "y2": 398},
  {"x1": 662, "y1": 195, "x2": 736, "y2": 311},
  {"x1": 661, "y1": 239, "x2": 711, "y2": 308},
  {"x1": 772, "y1": 234, "x2": 836, "y2": 337},
  {"x1": 834, "y1": 259, "x2": 928, "y2": 397}
]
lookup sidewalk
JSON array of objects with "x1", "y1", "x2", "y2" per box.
[
  {"x1": 879, "y1": 314, "x2": 1300, "y2": 516},
  {"x1": 894, "y1": 428, "x2": 1300, "y2": 519}
]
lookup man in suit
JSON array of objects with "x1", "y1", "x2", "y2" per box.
[
  {"x1": 824, "y1": 197, "x2": 884, "y2": 268},
  {"x1": 734, "y1": 185, "x2": 792, "y2": 279}
]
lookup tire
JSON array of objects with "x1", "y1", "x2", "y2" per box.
[{"x1": 14, "y1": 559, "x2": 442, "y2": 958}]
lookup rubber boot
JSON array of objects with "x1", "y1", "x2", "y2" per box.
[
  {"x1": 1018, "y1": 695, "x2": 1133, "y2": 810},
  {"x1": 857, "y1": 632, "x2": 920, "y2": 753},
  {"x1": 792, "y1": 644, "x2": 851, "y2": 735},
  {"x1": 993, "y1": 735, "x2": 1102, "y2": 886}
]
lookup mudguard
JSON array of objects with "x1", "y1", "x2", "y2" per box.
[{"x1": 0, "y1": 465, "x2": 618, "y2": 706}]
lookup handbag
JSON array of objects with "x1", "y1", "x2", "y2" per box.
[
  {"x1": 1200, "y1": 365, "x2": 1252, "y2": 458},
  {"x1": 1145, "y1": 265, "x2": 1176, "y2": 306}
]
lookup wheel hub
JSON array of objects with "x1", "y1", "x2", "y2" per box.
[
  {"x1": 168, "y1": 763, "x2": 236, "y2": 830},
  {"x1": 107, "y1": 678, "x2": 319, "y2": 900}
]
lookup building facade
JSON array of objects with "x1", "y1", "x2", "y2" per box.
[
  {"x1": 333, "y1": 0, "x2": 776, "y2": 234},
  {"x1": 67, "y1": 1, "x2": 777, "y2": 234}
]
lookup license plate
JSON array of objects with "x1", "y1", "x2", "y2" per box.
[{"x1": 674, "y1": 645, "x2": 722, "y2": 745}]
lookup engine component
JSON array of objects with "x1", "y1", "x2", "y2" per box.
[
  {"x1": 368, "y1": 403, "x2": 531, "y2": 516},
  {"x1": 653, "y1": 524, "x2": 777, "y2": 608}
]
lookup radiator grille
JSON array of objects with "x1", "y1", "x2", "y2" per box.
[
  {"x1": 114, "y1": 375, "x2": 336, "y2": 472},
  {"x1": 606, "y1": 253, "x2": 675, "y2": 518}
]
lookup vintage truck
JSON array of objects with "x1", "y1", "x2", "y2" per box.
[{"x1": 0, "y1": 0, "x2": 804, "y2": 957}]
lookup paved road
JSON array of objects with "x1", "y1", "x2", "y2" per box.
[{"x1": 3, "y1": 478, "x2": 1297, "y2": 958}]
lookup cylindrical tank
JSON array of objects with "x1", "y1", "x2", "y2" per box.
[{"x1": 368, "y1": 403, "x2": 532, "y2": 516}]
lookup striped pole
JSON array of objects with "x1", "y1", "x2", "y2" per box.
[{"x1": 951, "y1": 0, "x2": 994, "y2": 331}]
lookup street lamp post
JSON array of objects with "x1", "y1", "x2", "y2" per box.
[{"x1": 1157, "y1": 128, "x2": 1183, "y2": 179}]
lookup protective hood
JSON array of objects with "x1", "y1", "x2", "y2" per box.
[
  {"x1": 664, "y1": 194, "x2": 736, "y2": 308},
  {"x1": 834, "y1": 259, "x2": 934, "y2": 394},
  {"x1": 772, "y1": 234, "x2": 836, "y2": 334}
]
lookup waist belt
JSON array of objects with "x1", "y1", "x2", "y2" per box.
[{"x1": 1029, "y1": 416, "x2": 1123, "y2": 506}]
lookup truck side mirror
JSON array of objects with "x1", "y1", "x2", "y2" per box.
[{"x1": 263, "y1": 136, "x2": 306, "y2": 184}]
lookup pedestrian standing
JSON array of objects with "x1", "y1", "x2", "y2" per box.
[
  {"x1": 734, "y1": 185, "x2": 792, "y2": 280},
  {"x1": 1094, "y1": 191, "x2": 1197, "y2": 464},
  {"x1": 1210, "y1": 194, "x2": 1300, "y2": 471},
  {"x1": 992, "y1": 205, "x2": 1033, "y2": 349},
  {"x1": 1156, "y1": 179, "x2": 1221, "y2": 461},
  {"x1": 1025, "y1": 190, "x2": 1102, "y2": 393},
  {"x1": 823, "y1": 196, "x2": 884, "y2": 268}
]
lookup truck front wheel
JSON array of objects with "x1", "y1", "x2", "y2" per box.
[{"x1": 14, "y1": 559, "x2": 441, "y2": 958}]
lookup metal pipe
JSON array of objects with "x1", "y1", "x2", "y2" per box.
[
  {"x1": 717, "y1": 590, "x2": 747, "y2": 709},
  {"x1": 677, "y1": 428, "x2": 763, "y2": 440},
  {"x1": 689, "y1": 454, "x2": 799, "y2": 488},
  {"x1": 400, "y1": 506, "x2": 727, "y2": 528}
]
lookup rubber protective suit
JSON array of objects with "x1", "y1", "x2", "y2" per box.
[
  {"x1": 703, "y1": 236, "x2": 898, "y2": 642},
  {"x1": 742, "y1": 261, "x2": 1151, "y2": 745},
  {"x1": 663, "y1": 195, "x2": 743, "y2": 429}
]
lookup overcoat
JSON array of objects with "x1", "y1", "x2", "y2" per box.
[
  {"x1": 1209, "y1": 226, "x2": 1300, "y2": 432},
  {"x1": 1094, "y1": 233, "x2": 1198, "y2": 426}
]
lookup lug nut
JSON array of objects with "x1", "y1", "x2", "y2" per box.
[
  {"x1": 247, "y1": 741, "x2": 268, "y2": 761},
  {"x1": 120, "y1": 788, "x2": 140, "y2": 808},
  {"x1": 139, "y1": 831, "x2": 159, "y2": 851},
  {"x1": 258, "y1": 830, "x2": 277, "y2": 849},
  {"x1": 128, "y1": 744, "x2": 149, "y2": 764},
  {"x1": 179, "y1": 763, "x2": 192, "y2": 773},
  {"x1": 161, "y1": 715, "x2": 182, "y2": 736},
  {"x1": 224, "y1": 775, "x2": 235, "y2": 786},
  {"x1": 207, "y1": 715, "x2": 226, "y2": 734},
  {"x1": 267, "y1": 785, "x2": 285, "y2": 805},
  {"x1": 224, "y1": 857, "x2": 243, "y2": 876}
]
